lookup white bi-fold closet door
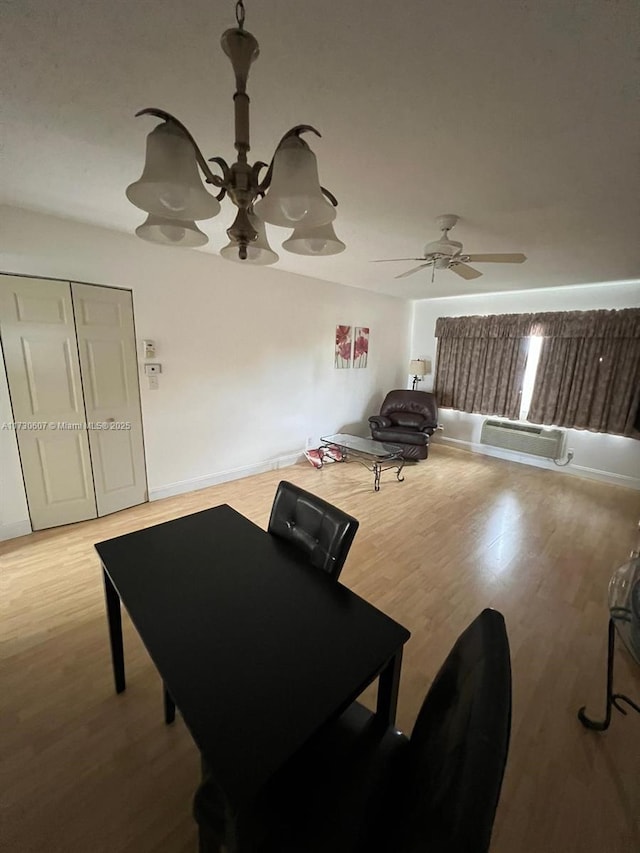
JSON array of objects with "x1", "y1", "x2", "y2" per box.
[{"x1": 0, "y1": 275, "x2": 147, "y2": 530}]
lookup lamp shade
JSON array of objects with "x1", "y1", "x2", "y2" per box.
[
  {"x1": 282, "y1": 221, "x2": 345, "y2": 256},
  {"x1": 126, "y1": 122, "x2": 221, "y2": 222},
  {"x1": 409, "y1": 359, "x2": 429, "y2": 377},
  {"x1": 253, "y1": 137, "x2": 336, "y2": 228},
  {"x1": 135, "y1": 214, "x2": 208, "y2": 247},
  {"x1": 220, "y1": 213, "x2": 279, "y2": 265}
]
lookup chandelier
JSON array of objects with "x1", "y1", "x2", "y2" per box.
[{"x1": 126, "y1": 0, "x2": 344, "y2": 264}]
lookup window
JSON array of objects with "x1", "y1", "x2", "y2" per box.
[
  {"x1": 519, "y1": 335, "x2": 542, "y2": 421},
  {"x1": 434, "y1": 309, "x2": 640, "y2": 437}
]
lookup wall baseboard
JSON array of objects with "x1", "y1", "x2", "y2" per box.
[
  {"x1": 0, "y1": 519, "x2": 32, "y2": 542},
  {"x1": 3, "y1": 441, "x2": 635, "y2": 541},
  {"x1": 149, "y1": 452, "x2": 303, "y2": 502},
  {"x1": 0, "y1": 453, "x2": 302, "y2": 541},
  {"x1": 435, "y1": 436, "x2": 640, "y2": 491}
]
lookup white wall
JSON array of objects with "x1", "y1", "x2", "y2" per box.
[
  {"x1": 0, "y1": 205, "x2": 411, "y2": 539},
  {"x1": 411, "y1": 281, "x2": 640, "y2": 489}
]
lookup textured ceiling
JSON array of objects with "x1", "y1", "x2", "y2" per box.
[{"x1": 2, "y1": 0, "x2": 639, "y2": 299}]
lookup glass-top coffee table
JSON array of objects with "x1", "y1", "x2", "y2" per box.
[
  {"x1": 577, "y1": 555, "x2": 640, "y2": 730},
  {"x1": 319, "y1": 433, "x2": 405, "y2": 492}
]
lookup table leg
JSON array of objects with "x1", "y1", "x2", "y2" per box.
[
  {"x1": 103, "y1": 568, "x2": 126, "y2": 694},
  {"x1": 164, "y1": 683, "x2": 176, "y2": 725},
  {"x1": 377, "y1": 649, "x2": 403, "y2": 727},
  {"x1": 395, "y1": 459, "x2": 405, "y2": 483},
  {"x1": 373, "y1": 462, "x2": 381, "y2": 491},
  {"x1": 578, "y1": 618, "x2": 616, "y2": 730},
  {"x1": 578, "y1": 619, "x2": 640, "y2": 730}
]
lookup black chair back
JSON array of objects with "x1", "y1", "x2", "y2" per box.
[
  {"x1": 268, "y1": 481, "x2": 359, "y2": 580},
  {"x1": 395, "y1": 608, "x2": 512, "y2": 853},
  {"x1": 194, "y1": 608, "x2": 512, "y2": 853}
]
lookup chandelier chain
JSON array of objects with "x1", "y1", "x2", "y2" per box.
[{"x1": 235, "y1": 1, "x2": 245, "y2": 29}]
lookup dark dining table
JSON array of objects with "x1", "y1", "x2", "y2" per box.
[{"x1": 95, "y1": 503, "x2": 410, "y2": 813}]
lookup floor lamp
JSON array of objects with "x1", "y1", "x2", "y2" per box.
[{"x1": 409, "y1": 359, "x2": 429, "y2": 390}]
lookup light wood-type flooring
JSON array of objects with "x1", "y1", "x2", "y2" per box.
[{"x1": 2, "y1": 445, "x2": 639, "y2": 853}]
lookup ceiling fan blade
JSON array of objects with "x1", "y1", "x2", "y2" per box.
[
  {"x1": 395, "y1": 263, "x2": 433, "y2": 279},
  {"x1": 464, "y1": 253, "x2": 527, "y2": 264},
  {"x1": 370, "y1": 258, "x2": 426, "y2": 263},
  {"x1": 450, "y1": 262, "x2": 483, "y2": 280}
]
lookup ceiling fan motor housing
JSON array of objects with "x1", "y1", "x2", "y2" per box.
[
  {"x1": 423, "y1": 236, "x2": 463, "y2": 257},
  {"x1": 424, "y1": 213, "x2": 462, "y2": 257},
  {"x1": 436, "y1": 213, "x2": 459, "y2": 231}
]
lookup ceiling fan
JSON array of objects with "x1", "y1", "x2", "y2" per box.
[{"x1": 372, "y1": 214, "x2": 527, "y2": 280}]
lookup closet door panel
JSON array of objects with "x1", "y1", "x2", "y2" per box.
[
  {"x1": 72, "y1": 283, "x2": 147, "y2": 516},
  {"x1": 0, "y1": 275, "x2": 97, "y2": 529}
]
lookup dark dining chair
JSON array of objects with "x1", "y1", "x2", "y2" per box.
[
  {"x1": 193, "y1": 607, "x2": 513, "y2": 853},
  {"x1": 267, "y1": 480, "x2": 360, "y2": 581},
  {"x1": 163, "y1": 481, "x2": 359, "y2": 725}
]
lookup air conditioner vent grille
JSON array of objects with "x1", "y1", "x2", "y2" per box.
[{"x1": 480, "y1": 420, "x2": 564, "y2": 460}]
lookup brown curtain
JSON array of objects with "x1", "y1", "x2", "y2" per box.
[
  {"x1": 434, "y1": 314, "x2": 531, "y2": 418},
  {"x1": 528, "y1": 308, "x2": 640, "y2": 437}
]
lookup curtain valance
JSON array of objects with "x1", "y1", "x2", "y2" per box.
[
  {"x1": 434, "y1": 314, "x2": 533, "y2": 339},
  {"x1": 530, "y1": 308, "x2": 640, "y2": 339},
  {"x1": 435, "y1": 308, "x2": 640, "y2": 340}
]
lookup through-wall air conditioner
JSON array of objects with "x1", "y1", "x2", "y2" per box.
[{"x1": 480, "y1": 419, "x2": 565, "y2": 461}]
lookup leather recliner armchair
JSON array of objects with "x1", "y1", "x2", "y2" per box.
[{"x1": 369, "y1": 389, "x2": 438, "y2": 460}]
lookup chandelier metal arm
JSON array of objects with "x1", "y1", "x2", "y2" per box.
[
  {"x1": 276, "y1": 124, "x2": 322, "y2": 147},
  {"x1": 320, "y1": 186, "x2": 338, "y2": 207},
  {"x1": 207, "y1": 156, "x2": 233, "y2": 201},
  {"x1": 251, "y1": 160, "x2": 269, "y2": 197},
  {"x1": 134, "y1": 108, "x2": 226, "y2": 189}
]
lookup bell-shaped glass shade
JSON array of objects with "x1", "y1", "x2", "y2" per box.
[
  {"x1": 135, "y1": 214, "x2": 208, "y2": 247},
  {"x1": 220, "y1": 214, "x2": 279, "y2": 265},
  {"x1": 126, "y1": 122, "x2": 221, "y2": 221},
  {"x1": 282, "y1": 221, "x2": 345, "y2": 256},
  {"x1": 253, "y1": 137, "x2": 336, "y2": 228}
]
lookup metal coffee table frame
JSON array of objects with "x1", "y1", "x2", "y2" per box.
[
  {"x1": 319, "y1": 433, "x2": 405, "y2": 492},
  {"x1": 577, "y1": 555, "x2": 640, "y2": 731}
]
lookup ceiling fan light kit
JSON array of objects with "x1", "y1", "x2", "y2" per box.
[
  {"x1": 126, "y1": 0, "x2": 342, "y2": 264},
  {"x1": 372, "y1": 213, "x2": 527, "y2": 282}
]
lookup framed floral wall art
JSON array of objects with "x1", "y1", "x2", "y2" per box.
[
  {"x1": 353, "y1": 326, "x2": 369, "y2": 368},
  {"x1": 335, "y1": 325, "x2": 352, "y2": 368}
]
